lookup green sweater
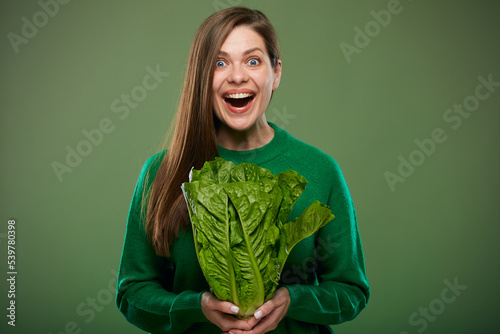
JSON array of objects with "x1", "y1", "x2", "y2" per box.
[{"x1": 116, "y1": 122, "x2": 369, "y2": 333}]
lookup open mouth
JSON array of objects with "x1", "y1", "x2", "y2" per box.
[{"x1": 223, "y1": 92, "x2": 255, "y2": 108}]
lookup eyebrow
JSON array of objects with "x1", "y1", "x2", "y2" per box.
[{"x1": 218, "y1": 47, "x2": 264, "y2": 57}]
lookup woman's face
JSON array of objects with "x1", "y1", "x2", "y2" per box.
[{"x1": 212, "y1": 25, "x2": 281, "y2": 133}]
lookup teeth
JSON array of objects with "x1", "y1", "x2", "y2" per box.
[{"x1": 224, "y1": 92, "x2": 253, "y2": 99}]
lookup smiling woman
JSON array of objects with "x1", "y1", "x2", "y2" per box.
[
  {"x1": 116, "y1": 6, "x2": 369, "y2": 334},
  {"x1": 213, "y1": 26, "x2": 281, "y2": 150}
]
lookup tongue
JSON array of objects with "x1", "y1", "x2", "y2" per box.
[{"x1": 227, "y1": 96, "x2": 253, "y2": 108}]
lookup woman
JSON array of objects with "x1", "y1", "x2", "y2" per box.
[{"x1": 116, "y1": 7, "x2": 369, "y2": 334}]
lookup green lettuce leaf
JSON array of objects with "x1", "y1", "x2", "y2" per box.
[{"x1": 181, "y1": 157, "x2": 335, "y2": 318}]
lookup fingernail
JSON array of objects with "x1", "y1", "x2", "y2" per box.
[
  {"x1": 254, "y1": 310, "x2": 263, "y2": 319},
  {"x1": 229, "y1": 332, "x2": 235, "y2": 334},
  {"x1": 230, "y1": 305, "x2": 239, "y2": 313}
]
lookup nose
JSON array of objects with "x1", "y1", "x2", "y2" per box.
[{"x1": 227, "y1": 63, "x2": 248, "y2": 85}]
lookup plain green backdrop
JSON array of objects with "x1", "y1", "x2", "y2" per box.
[{"x1": 1, "y1": 0, "x2": 499, "y2": 333}]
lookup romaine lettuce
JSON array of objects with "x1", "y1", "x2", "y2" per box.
[{"x1": 181, "y1": 157, "x2": 335, "y2": 319}]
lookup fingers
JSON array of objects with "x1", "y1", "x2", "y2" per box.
[
  {"x1": 201, "y1": 292, "x2": 254, "y2": 332},
  {"x1": 244, "y1": 288, "x2": 291, "y2": 334},
  {"x1": 202, "y1": 292, "x2": 240, "y2": 314},
  {"x1": 206, "y1": 310, "x2": 252, "y2": 332},
  {"x1": 205, "y1": 288, "x2": 291, "y2": 334},
  {"x1": 225, "y1": 330, "x2": 248, "y2": 334},
  {"x1": 254, "y1": 301, "x2": 273, "y2": 320},
  {"x1": 226, "y1": 300, "x2": 275, "y2": 334},
  {"x1": 253, "y1": 288, "x2": 287, "y2": 320},
  {"x1": 217, "y1": 301, "x2": 240, "y2": 315}
]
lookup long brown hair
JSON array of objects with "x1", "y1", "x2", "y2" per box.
[{"x1": 144, "y1": 7, "x2": 280, "y2": 257}]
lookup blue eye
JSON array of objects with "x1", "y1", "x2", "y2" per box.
[
  {"x1": 248, "y1": 58, "x2": 260, "y2": 66},
  {"x1": 216, "y1": 60, "x2": 226, "y2": 67}
]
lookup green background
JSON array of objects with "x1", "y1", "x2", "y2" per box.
[{"x1": 1, "y1": 0, "x2": 499, "y2": 333}]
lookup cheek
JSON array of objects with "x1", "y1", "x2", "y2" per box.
[
  {"x1": 257, "y1": 70, "x2": 275, "y2": 93},
  {"x1": 212, "y1": 73, "x2": 223, "y2": 98}
]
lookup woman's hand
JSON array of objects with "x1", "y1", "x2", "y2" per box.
[
  {"x1": 201, "y1": 292, "x2": 254, "y2": 333},
  {"x1": 225, "y1": 287, "x2": 291, "y2": 334}
]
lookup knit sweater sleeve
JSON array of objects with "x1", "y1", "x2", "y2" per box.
[
  {"x1": 116, "y1": 153, "x2": 208, "y2": 333},
  {"x1": 283, "y1": 157, "x2": 370, "y2": 325}
]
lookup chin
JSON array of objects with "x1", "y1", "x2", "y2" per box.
[{"x1": 219, "y1": 116, "x2": 259, "y2": 132}]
